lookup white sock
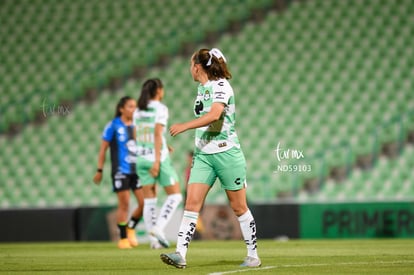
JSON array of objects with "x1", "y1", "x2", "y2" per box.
[
  {"x1": 156, "y1": 193, "x2": 182, "y2": 231},
  {"x1": 143, "y1": 198, "x2": 157, "y2": 233},
  {"x1": 238, "y1": 209, "x2": 259, "y2": 259},
  {"x1": 176, "y1": 210, "x2": 199, "y2": 259}
]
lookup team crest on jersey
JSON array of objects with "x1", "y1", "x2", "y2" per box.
[{"x1": 204, "y1": 90, "x2": 211, "y2": 101}]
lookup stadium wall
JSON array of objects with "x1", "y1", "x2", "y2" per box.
[
  {"x1": 1, "y1": 202, "x2": 413, "y2": 242},
  {"x1": 0, "y1": 207, "x2": 114, "y2": 242},
  {"x1": 299, "y1": 201, "x2": 414, "y2": 239},
  {"x1": 253, "y1": 201, "x2": 414, "y2": 239}
]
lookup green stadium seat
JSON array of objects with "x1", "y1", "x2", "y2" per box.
[{"x1": 2, "y1": 0, "x2": 414, "y2": 207}]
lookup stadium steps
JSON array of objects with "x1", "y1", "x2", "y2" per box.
[
  {"x1": 0, "y1": 0, "x2": 279, "y2": 136},
  {"x1": 298, "y1": 143, "x2": 414, "y2": 202},
  {"x1": 2, "y1": 0, "x2": 414, "y2": 207}
]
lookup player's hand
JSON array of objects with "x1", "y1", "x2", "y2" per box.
[
  {"x1": 93, "y1": 173, "x2": 102, "y2": 185},
  {"x1": 149, "y1": 161, "x2": 160, "y2": 177},
  {"x1": 170, "y1": 123, "x2": 187, "y2": 137}
]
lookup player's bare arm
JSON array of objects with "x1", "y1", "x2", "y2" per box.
[{"x1": 169, "y1": 102, "x2": 224, "y2": 136}]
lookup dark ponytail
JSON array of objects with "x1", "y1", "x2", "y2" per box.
[
  {"x1": 114, "y1": 96, "x2": 133, "y2": 118},
  {"x1": 137, "y1": 78, "x2": 163, "y2": 110},
  {"x1": 193, "y1": 48, "x2": 232, "y2": 80}
]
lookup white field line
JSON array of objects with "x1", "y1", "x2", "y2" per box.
[{"x1": 208, "y1": 260, "x2": 414, "y2": 275}]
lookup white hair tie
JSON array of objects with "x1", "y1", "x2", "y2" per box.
[{"x1": 206, "y1": 48, "x2": 227, "y2": 66}]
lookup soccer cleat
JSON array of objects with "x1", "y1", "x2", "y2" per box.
[
  {"x1": 118, "y1": 238, "x2": 132, "y2": 249},
  {"x1": 150, "y1": 226, "x2": 170, "y2": 248},
  {"x1": 160, "y1": 252, "x2": 187, "y2": 269},
  {"x1": 127, "y1": 228, "x2": 138, "y2": 247},
  {"x1": 240, "y1": 256, "x2": 261, "y2": 267}
]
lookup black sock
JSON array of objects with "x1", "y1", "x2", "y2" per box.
[
  {"x1": 118, "y1": 223, "x2": 127, "y2": 239},
  {"x1": 127, "y1": 217, "x2": 141, "y2": 229}
]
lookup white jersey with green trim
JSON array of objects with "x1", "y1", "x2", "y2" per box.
[
  {"x1": 133, "y1": 100, "x2": 169, "y2": 162},
  {"x1": 194, "y1": 78, "x2": 240, "y2": 154}
]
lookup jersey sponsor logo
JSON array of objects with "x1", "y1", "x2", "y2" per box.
[
  {"x1": 118, "y1": 127, "x2": 126, "y2": 142},
  {"x1": 137, "y1": 147, "x2": 154, "y2": 156},
  {"x1": 214, "y1": 91, "x2": 225, "y2": 100},
  {"x1": 126, "y1": 140, "x2": 138, "y2": 155},
  {"x1": 218, "y1": 142, "x2": 227, "y2": 148},
  {"x1": 194, "y1": 100, "x2": 204, "y2": 115},
  {"x1": 125, "y1": 155, "x2": 137, "y2": 163}
]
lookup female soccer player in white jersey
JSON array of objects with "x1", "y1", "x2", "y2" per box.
[
  {"x1": 93, "y1": 96, "x2": 144, "y2": 249},
  {"x1": 160, "y1": 48, "x2": 261, "y2": 268},
  {"x1": 134, "y1": 78, "x2": 182, "y2": 249}
]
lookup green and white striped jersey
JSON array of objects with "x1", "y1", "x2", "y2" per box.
[
  {"x1": 194, "y1": 79, "x2": 240, "y2": 154},
  {"x1": 133, "y1": 100, "x2": 169, "y2": 162}
]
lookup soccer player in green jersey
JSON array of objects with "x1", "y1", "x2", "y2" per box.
[
  {"x1": 134, "y1": 78, "x2": 182, "y2": 249},
  {"x1": 161, "y1": 48, "x2": 261, "y2": 268}
]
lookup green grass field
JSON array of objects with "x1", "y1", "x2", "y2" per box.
[{"x1": 1, "y1": 239, "x2": 414, "y2": 274}]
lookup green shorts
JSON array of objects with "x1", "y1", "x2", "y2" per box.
[
  {"x1": 188, "y1": 147, "x2": 247, "y2": 190},
  {"x1": 137, "y1": 156, "x2": 179, "y2": 187}
]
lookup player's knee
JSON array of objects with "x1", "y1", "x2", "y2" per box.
[
  {"x1": 185, "y1": 196, "x2": 202, "y2": 212},
  {"x1": 230, "y1": 203, "x2": 248, "y2": 216}
]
